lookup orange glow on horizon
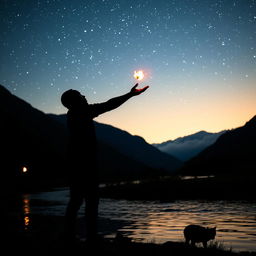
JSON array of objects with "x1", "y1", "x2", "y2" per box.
[{"x1": 96, "y1": 78, "x2": 256, "y2": 144}]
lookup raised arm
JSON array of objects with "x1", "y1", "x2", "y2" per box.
[
  {"x1": 90, "y1": 83, "x2": 149, "y2": 117},
  {"x1": 103, "y1": 83, "x2": 149, "y2": 110}
]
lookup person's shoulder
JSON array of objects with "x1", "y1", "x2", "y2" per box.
[
  {"x1": 88, "y1": 103, "x2": 101, "y2": 111},
  {"x1": 67, "y1": 109, "x2": 73, "y2": 116},
  {"x1": 88, "y1": 103, "x2": 102, "y2": 118},
  {"x1": 67, "y1": 109, "x2": 79, "y2": 118}
]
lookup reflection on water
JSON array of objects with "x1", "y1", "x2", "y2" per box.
[
  {"x1": 22, "y1": 194, "x2": 31, "y2": 231},
  {"x1": 101, "y1": 200, "x2": 256, "y2": 252},
  {"x1": 28, "y1": 188, "x2": 256, "y2": 252}
]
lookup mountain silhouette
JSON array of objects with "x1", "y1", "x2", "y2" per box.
[
  {"x1": 0, "y1": 85, "x2": 182, "y2": 184},
  {"x1": 96, "y1": 122, "x2": 183, "y2": 172},
  {"x1": 0, "y1": 85, "x2": 67, "y2": 181},
  {"x1": 153, "y1": 130, "x2": 226, "y2": 161},
  {"x1": 179, "y1": 115, "x2": 256, "y2": 176},
  {"x1": 49, "y1": 114, "x2": 183, "y2": 173}
]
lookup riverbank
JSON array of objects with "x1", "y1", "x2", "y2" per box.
[
  {"x1": 3, "y1": 174, "x2": 256, "y2": 201},
  {"x1": 3, "y1": 213, "x2": 256, "y2": 256},
  {"x1": 100, "y1": 175, "x2": 256, "y2": 200}
]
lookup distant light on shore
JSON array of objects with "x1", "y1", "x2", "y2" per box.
[{"x1": 22, "y1": 166, "x2": 28, "y2": 173}]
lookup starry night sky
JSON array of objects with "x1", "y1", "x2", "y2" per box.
[{"x1": 1, "y1": 0, "x2": 256, "y2": 143}]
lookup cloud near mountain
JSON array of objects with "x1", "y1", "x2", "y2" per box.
[
  {"x1": 179, "y1": 115, "x2": 256, "y2": 176},
  {"x1": 153, "y1": 131, "x2": 226, "y2": 161}
]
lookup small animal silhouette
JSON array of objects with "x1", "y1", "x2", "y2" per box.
[{"x1": 184, "y1": 224, "x2": 216, "y2": 248}]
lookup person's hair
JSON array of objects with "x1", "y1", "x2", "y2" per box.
[{"x1": 61, "y1": 89, "x2": 81, "y2": 109}]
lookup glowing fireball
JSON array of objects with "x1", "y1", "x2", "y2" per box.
[
  {"x1": 133, "y1": 70, "x2": 144, "y2": 81},
  {"x1": 22, "y1": 166, "x2": 28, "y2": 173}
]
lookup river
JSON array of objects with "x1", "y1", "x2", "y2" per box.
[{"x1": 21, "y1": 187, "x2": 256, "y2": 252}]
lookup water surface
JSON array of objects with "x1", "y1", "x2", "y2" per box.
[{"x1": 23, "y1": 188, "x2": 256, "y2": 252}]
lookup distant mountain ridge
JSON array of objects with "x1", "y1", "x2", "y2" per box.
[
  {"x1": 153, "y1": 130, "x2": 226, "y2": 161},
  {"x1": 0, "y1": 84, "x2": 182, "y2": 183},
  {"x1": 180, "y1": 115, "x2": 256, "y2": 175}
]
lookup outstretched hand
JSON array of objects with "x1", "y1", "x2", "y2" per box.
[{"x1": 130, "y1": 83, "x2": 149, "y2": 96}]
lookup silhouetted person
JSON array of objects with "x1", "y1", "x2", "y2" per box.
[{"x1": 61, "y1": 84, "x2": 149, "y2": 243}]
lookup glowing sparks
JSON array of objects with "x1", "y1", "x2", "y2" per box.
[{"x1": 134, "y1": 70, "x2": 144, "y2": 81}]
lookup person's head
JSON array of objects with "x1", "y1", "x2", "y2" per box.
[{"x1": 61, "y1": 89, "x2": 88, "y2": 110}]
